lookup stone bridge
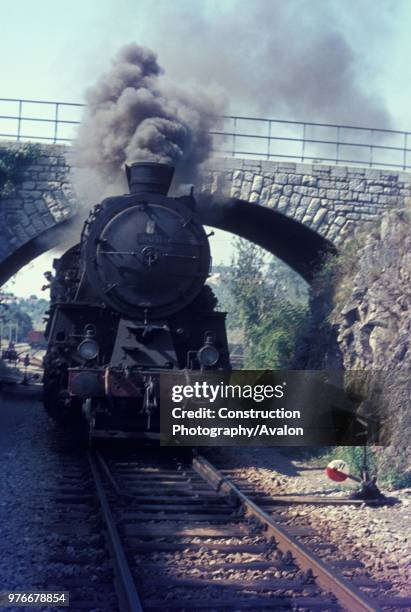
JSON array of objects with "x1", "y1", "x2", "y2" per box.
[{"x1": 1, "y1": 142, "x2": 410, "y2": 285}]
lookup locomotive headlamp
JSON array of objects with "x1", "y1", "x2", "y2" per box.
[
  {"x1": 197, "y1": 344, "x2": 219, "y2": 367},
  {"x1": 78, "y1": 339, "x2": 99, "y2": 361}
]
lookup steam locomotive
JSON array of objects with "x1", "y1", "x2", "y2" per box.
[{"x1": 43, "y1": 162, "x2": 230, "y2": 440}]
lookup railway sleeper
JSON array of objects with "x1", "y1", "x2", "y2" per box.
[
  {"x1": 122, "y1": 503, "x2": 237, "y2": 513},
  {"x1": 125, "y1": 541, "x2": 272, "y2": 553},
  {"x1": 138, "y1": 577, "x2": 319, "y2": 591},
  {"x1": 142, "y1": 595, "x2": 341, "y2": 610},
  {"x1": 122, "y1": 524, "x2": 250, "y2": 538},
  {"x1": 119, "y1": 513, "x2": 243, "y2": 522},
  {"x1": 132, "y1": 560, "x2": 295, "y2": 572}
]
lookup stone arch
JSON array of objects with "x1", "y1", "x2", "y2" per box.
[
  {"x1": 0, "y1": 142, "x2": 77, "y2": 285},
  {"x1": 197, "y1": 195, "x2": 336, "y2": 283},
  {"x1": 0, "y1": 219, "x2": 76, "y2": 286},
  {"x1": 0, "y1": 142, "x2": 409, "y2": 284},
  {"x1": 201, "y1": 158, "x2": 409, "y2": 246}
]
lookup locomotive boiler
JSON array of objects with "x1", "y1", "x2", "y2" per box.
[{"x1": 43, "y1": 162, "x2": 230, "y2": 440}]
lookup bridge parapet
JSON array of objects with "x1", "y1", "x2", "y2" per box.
[
  {"x1": 0, "y1": 142, "x2": 410, "y2": 285},
  {"x1": 202, "y1": 158, "x2": 411, "y2": 244}
]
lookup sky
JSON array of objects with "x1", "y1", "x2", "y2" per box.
[{"x1": 1, "y1": 0, "x2": 411, "y2": 296}]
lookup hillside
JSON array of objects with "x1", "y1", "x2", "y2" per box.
[{"x1": 297, "y1": 205, "x2": 410, "y2": 486}]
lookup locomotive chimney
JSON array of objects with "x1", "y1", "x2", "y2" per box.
[{"x1": 125, "y1": 161, "x2": 174, "y2": 195}]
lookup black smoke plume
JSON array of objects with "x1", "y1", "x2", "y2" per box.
[
  {"x1": 132, "y1": 0, "x2": 392, "y2": 129},
  {"x1": 75, "y1": 43, "x2": 223, "y2": 193}
]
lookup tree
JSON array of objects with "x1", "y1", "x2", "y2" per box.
[
  {"x1": 18, "y1": 297, "x2": 49, "y2": 330},
  {"x1": 227, "y1": 238, "x2": 309, "y2": 369},
  {"x1": 228, "y1": 238, "x2": 267, "y2": 339},
  {"x1": 0, "y1": 302, "x2": 33, "y2": 342},
  {"x1": 247, "y1": 299, "x2": 308, "y2": 368},
  {"x1": 266, "y1": 257, "x2": 309, "y2": 304}
]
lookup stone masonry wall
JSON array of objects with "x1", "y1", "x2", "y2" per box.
[
  {"x1": 0, "y1": 143, "x2": 76, "y2": 267},
  {"x1": 0, "y1": 142, "x2": 410, "y2": 282},
  {"x1": 202, "y1": 158, "x2": 411, "y2": 244}
]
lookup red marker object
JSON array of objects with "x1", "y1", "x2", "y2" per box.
[{"x1": 325, "y1": 459, "x2": 349, "y2": 482}]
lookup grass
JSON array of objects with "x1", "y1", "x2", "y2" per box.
[
  {"x1": 308, "y1": 445, "x2": 411, "y2": 490},
  {"x1": 0, "y1": 143, "x2": 40, "y2": 198}
]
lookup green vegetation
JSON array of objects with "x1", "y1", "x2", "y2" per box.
[
  {"x1": 319, "y1": 446, "x2": 376, "y2": 477},
  {"x1": 0, "y1": 300, "x2": 33, "y2": 342},
  {"x1": 212, "y1": 238, "x2": 309, "y2": 369},
  {"x1": 376, "y1": 454, "x2": 411, "y2": 488},
  {"x1": 18, "y1": 295, "x2": 48, "y2": 330},
  {"x1": 0, "y1": 143, "x2": 40, "y2": 198},
  {"x1": 314, "y1": 445, "x2": 411, "y2": 489},
  {"x1": 0, "y1": 294, "x2": 48, "y2": 342}
]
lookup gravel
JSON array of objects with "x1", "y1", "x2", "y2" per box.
[
  {"x1": 0, "y1": 390, "x2": 115, "y2": 612},
  {"x1": 211, "y1": 447, "x2": 411, "y2": 600}
]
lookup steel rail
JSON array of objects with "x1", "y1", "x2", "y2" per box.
[
  {"x1": 88, "y1": 452, "x2": 143, "y2": 612},
  {"x1": 193, "y1": 455, "x2": 382, "y2": 612}
]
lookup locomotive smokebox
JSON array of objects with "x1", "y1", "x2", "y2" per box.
[{"x1": 125, "y1": 161, "x2": 174, "y2": 195}]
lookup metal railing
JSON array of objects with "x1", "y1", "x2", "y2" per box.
[
  {"x1": 0, "y1": 97, "x2": 84, "y2": 143},
  {"x1": 1, "y1": 96, "x2": 411, "y2": 171},
  {"x1": 212, "y1": 116, "x2": 411, "y2": 171}
]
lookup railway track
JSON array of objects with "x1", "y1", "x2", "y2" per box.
[{"x1": 86, "y1": 451, "x2": 411, "y2": 612}]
